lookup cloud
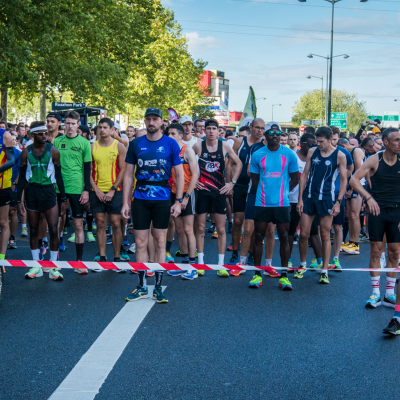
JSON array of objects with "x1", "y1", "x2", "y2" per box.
[{"x1": 185, "y1": 32, "x2": 223, "y2": 54}]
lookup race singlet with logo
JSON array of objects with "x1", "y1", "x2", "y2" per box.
[
  {"x1": 198, "y1": 140, "x2": 225, "y2": 195},
  {"x1": 0, "y1": 129, "x2": 12, "y2": 189},
  {"x1": 26, "y1": 143, "x2": 56, "y2": 185}
]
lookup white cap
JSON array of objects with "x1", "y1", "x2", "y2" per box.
[
  {"x1": 113, "y1": 121, "x2": 121, "y2": 131},
  {"x1": 239, "y1": 117, "x2": 254, "y2": 128},
  {"x1": 265, "y1": 121, "x2": 282, "y2": 131},
  {"x1": 180, "y1": 115, "x2": 193, "y2": 124}
]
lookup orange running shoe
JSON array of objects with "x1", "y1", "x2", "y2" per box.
[{"x1": 262, "y1": 266, "x2": 281, "y2": 278}]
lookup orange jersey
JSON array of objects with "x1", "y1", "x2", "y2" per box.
[
  {"x1": 171, "y1": 144, "x2": 195, "y2": 194},
  {"x1": 91, "y1": 139, "x2": 121, "y2": 192}
]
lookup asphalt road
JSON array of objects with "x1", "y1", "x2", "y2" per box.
[{"x1": 1, "y1": 220, "x2": 399, "y2": 400}]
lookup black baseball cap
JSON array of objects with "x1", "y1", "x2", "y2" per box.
[
  {"x1": 144, "y1": 108, "x2": 162, "y2": 118},
  {"x1": 47, "y1": 112, "x2": 62, "y2": 121}
]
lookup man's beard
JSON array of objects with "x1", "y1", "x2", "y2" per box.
[{"x1": 147, "y1": 126, "x2": 159, "y2": 134}]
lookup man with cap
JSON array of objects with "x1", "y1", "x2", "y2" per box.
[
  {"x1": 122, "y1": 107, "x2": 184, "y2": 304},
  {"x1": 180, "y1": 115, "x2": 201, "y2": 148}
]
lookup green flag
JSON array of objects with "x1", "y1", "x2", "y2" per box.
[{"x1": 239, "y1": 86, "x2": 257, "y2": 125}]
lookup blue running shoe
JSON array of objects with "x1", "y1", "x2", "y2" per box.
[
  {"x1": 247, "y1": 254, "x2": 255, "y2": 266},
  {"x1": 383, "y1": 294, "x2": 396, "y2": 308},
  {"x1": 182, "y1": 270, "x2": 198, "y2": 280},
  {"x1": 122, "y1": 235, "x2": 129, "y2": 246},
  {"x1": 228, "y1": 253, "x2": 239, "y2": 265},
  {"x1": 208, "y1": 223, "x2": 215, "y2": 233},
  {"x1": 166, "y1": 252, "x2": 175, "y2": 263},
  {"x1": 106, "y1": 235, "x2": 112, "y2": 245},
  {"x1": 167, "y1": 270, "x2": 186, "y2": 276},
  {"x1": 59, "y1": 237, "x2": 65, "y2": 251},
  {"x1": 365, "y1": 293, "x2": 381, "y2": 308}
]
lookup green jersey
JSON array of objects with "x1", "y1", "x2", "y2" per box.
[
  {"x1": 54, "y1": 134, "x2": 92, "y2": 194},
  {"x1": 26, "y1": 143, "x2": 56, "y2": 185}
]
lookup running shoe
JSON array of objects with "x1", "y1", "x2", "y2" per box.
[
  {"x1": 8, "y1": 237, "x2": 16, "y2": 249},
  {"x1": 208, "y1": 223, "x2": 215, "y2": 233},
  {"x1": 21, "y1": 227, "x2": 28, "y2": 237},
  {"x1": 287, "y1": 261, "x2": 294, "y2": 272},
  {"x1": 382, "y1": 318, "x2": 400, "y2": 335},
  {"x1": 380, "y1": 253, "x2": 386, "y2": 268},
  {"x1": 319, "y1": 273, "x2": 329, "y2": 284},
  {"x1": 43, "y1": 241, "x2": 49, "y2": 250},
  {"x1": 247, "y1": 254, "x2": 255, "y2": 266},
  {"x1": 197, "y1": 270, "x2": 205, "y2": 276},
  {"x1": 309, "y1": 258, "x2": 322, "y2": 271},
  {"x1": 365, "y1": 293, "x2": 381, "y2": 308},
  {"x1": 49, "y1": 268, "x2": 63, "y2": 280},
  {"x1": 92, "y1": 255, "x2": 106, "y2": 272},
  {"x1": 167, "y1": 270, "x2": 186, "y2": 276},
  {"x1": 263, "y1": 267, "x2": 281, "y2": 278},
  {"x1": 122, "y1": 235, "x2": 129, "y2": 246},
  {"x1": 146, "y1": 271, "x2": 154, "y2": 277},
  {"x1": 130, "y1": 269, "x2": 137, "y2": 274},
  {"x1": 279, "y1": 276, "x2": 293, "y2": 290},
  {"x1": 182, "y1": 270, "x2": 198, "y2": 280},
  {"x1": 39, "y1": 243, "x2": 46, "y2": 260},
  {"x1": 63, "y1": 227, "x2": 67, "y2": 234},
  {"x1": 293, "y1": 234, "x2": 299, "y2": 244},
  {"x1": 126, "y1": 285, "x2": 149, "y2": 301},
  {"x1": 84, "y1": 224, "x2": 88, "y2": 231},
  {"x1": 249, "y1": 275, "x2": 262, "y2": 288},
  {"x1": 166, "y1": 252, "x2": 175, "y2": 263},
  {"x1": 228, "y1": 253, "x2": 239, "y2": 265},
  {"x1": 207, "y1": 215, "x2": 211, "y2": 222},
  {"x1": 94, "y1": 252, "x2": 102, "y2": 261},
  {"x1": 86, "y1": 232, "x2": 96, "y2": 243},
  {"x1": 294, "y1": 266, "x2": 307, "y2": 279},
  {"x1": 212, "y1": 230, "x2": 218, "y2": 239},
  {"x1": 175, "y1": 249, "x2": 182, "y2": 257},
  {"x1": 153, "y1": 286, "x2": 168, "y2": 303},
  {"x1": 217, "y1": 270, "x2": 229, "y2": 277},
  {"x1": 227, "y1": 222, "x2": 232, "y2": 233},
  {"x1": 114, "y1": 257, "x2": 127, "y2": 273},
  {"x1": 274, "y1": 233, "x2": 279, "y2": 240},
  {"x1": 383, "y1": 294, "x2": 397, "y2": 308},
  {"x1": 340, "y1": 242, "x2": 349, "y2": 252},
  {"x1": 74, "y1": 268, "x2": 88, "y2": 274},
  {"x1": 59, "y1": 237, "x2": 65, "y2": 251},
  {"x1": 230, "y1": 264, "x2": 245, "y2": 276},
  {"x1": 42, "y1": 267, "x2": 51, "y2": 273},
  {"x1": 106, "y1": 235, "x2": 112, "y2": 245},
  {"x1": 127, "y1": 243, "x2": 136, "y2": 253},
  {"x1": 25, "y1": 267, "x2": 43, "y2": 279},
  {"x1": 330, "y1": 258, "x2": 342, "y2": 272},
  {"x1": 120, "y1": 248, "x2": 130, "y2": 261},
  {"x1": 342, "y1": 243, "x2": 359, "y2": 255},
  {"x1": 129, "y1": 228, "x2": 135, "y2": 234},
  {"x1": 227, "y1": 244, "x2": 233, "y2": 251},
  {"x1": 68, "y1": 233, "x2": 75, "y2": 243}
]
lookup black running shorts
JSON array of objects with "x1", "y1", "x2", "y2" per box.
[
  {"x1": 10, "y1": 191, "x2": 17, "y2": 208},
  {"x1": 369, "y1": 207, "x2": 400, "y2": 243},
  {"x1": 132, "y1": 198, "x2": 171, "y2": 230},
  {"x1": 26, "y1": 184, "x2": 57, "y2": 213},
  {"x1": 233, "y1": 184, "x2": 248, "y2": 213},
  {"x1": 0, "y1": 187, "x2": 11, "y2": 207},
  {"x1": 171, "y1": 191, "x2": 197, "y2": 217},
  {"x1": 196, "y1": 191, "x2": 226, "y2": 215},
  {"x1": 89, "y1": 191, "x2": 123, "y2": 215},
  {"x1": 57, "y1": 193, "x2": 85, "y2": 219},
  {"x1": 302, "y1": 196, "x2": 335, "y2": 217},
  {"x1": 253, "y1": 206, "x2": 290, "y2": 224}
]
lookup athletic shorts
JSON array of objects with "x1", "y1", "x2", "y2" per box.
[
  {"x1": 288, "y1": 203, "x2": 301, "y2": 236},
  {"x1": 369, "y1": 207, "x2": 400, "y2": 243},
  {"x1": 10, "y1": 191, "x2": 17, "y2": 208},
  {"x1": 253, "y1": 206, "x2": 290, "y2": 224},
  {"x1": 57, "y1": 193, "x2": 85, "y2": 219},
  {"x1": 171, "y1": 191, "x2": 197, "y2": 217},
  {"x1": 196, "y1": 191, "x2": 226, "y2": 215},
  {"x1": 302, "y1": 197, "x2": 335, "y2": 218},
  {"x1": 245, "y1": 193, "x2": 256, "y2": 220},
  {"x1": 0, "y1": 187, "x2": 11, "y2": 207},
  {"x1": 332, "y1": 202, "x2": 345, "y2": 225},
  {"x1": 233, "y1": 184, "x2": 249, "y2": 213},
  {"x1": 132, "y1": 198, "x2": 171, "y2": 230},
  {"x1": 89, "y1": 191, "x2": 122, "y2": 215},
  {"x1": 351, "y1": 189, "x2": 360, "y2": 199},
  {"x1": 26, "y1": 184, "x2": 57, "y2": 213}
]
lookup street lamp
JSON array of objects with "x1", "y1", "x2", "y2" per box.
[
  {"x1": 272, "y1": 104, "x2": 281, "y2": 120},
  {"x1": 256, "y1": 97, "x2": 266, "y2": 101},
  {"x1": 307, "y1": 75, "x2": 324, "y2": 125},
  {"x1": 300, "y1": 0, "x2": 368, "y2": 125}
]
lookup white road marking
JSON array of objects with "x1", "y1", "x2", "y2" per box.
[{"x1": 48, "y1": 286, "x2": 164, "y2": 400}]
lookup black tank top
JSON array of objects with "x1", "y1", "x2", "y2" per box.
[
  {"x1": 237, "y1": 136, "x2": 252, "y2": 186},
  {"x1": 198, "y1": 140, "x2": 225, "y2": 195},
  {"x1": 371, "y1": 153, "x2": 400, "y2": 208}
]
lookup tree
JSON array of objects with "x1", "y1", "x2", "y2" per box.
[{"x1": 292, "y1": 89, "x2": 368, "y2": 133}]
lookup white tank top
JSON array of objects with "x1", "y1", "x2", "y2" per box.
[
  {"x1": 183, "y1": 136, "x2": 198, "y2": 148},
  {"x1": 289, "y1": 153, "x2": 306, "y2": 203}
]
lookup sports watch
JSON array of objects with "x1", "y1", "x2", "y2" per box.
[
  {"x1": 110, "y1": 186, "x2": 117, "y2": 191},
  {"x1": 185, "y1": 193, "x2": 191, "y2": 198},
  {"x1": 176, "y1": 198, "x2": 183, "y2": 203},
  {"x1": 231, "y1": 179, "x2": 237, "y2": 184},
  {"x1": 337, "y1": 198, "x2": 343, "y2": 205}
]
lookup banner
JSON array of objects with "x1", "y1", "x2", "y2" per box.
[
  {"x1": 239, "y1": 86, "x2": 257, "y2": 126},
  {"x1": 168, "y1": 108, "x2": 179, "y2": 122}
]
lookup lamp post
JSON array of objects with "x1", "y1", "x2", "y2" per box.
[
  {"x1": 300, "y1": 0, "x2": 368, "y2": 124},
  {"x1": 256, "y1": 97, "x2": 266, "y2": 101},
  {"x1": 307, "y1": 75, "x2": 323, "y2": 125},
  {"x1": 272, "y1": 104, "x2": 281, "y2": 121}
]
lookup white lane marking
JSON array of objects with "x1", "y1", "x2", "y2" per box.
[{"x1": 49, "y1": 286, "x2": 165, "y2": 400}]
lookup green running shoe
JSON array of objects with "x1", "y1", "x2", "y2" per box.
[
  {"x1": 86, "y1": 232, "x2": 95, "y2": 243},
  {"x1": 309, "y1": 257, "x2": 317, "y2": 270},
  {"x1": 287, "y1": 261, "x2": 294, "y2": 272},
  {"x1": 217, "y1": 270, "x2": 229, "y2": 277},
  {"x1": 153, "y1": 286, "x2": 168, "y2": 303},
  {"x1": 294, "y1": 267, "x2": 307, "y2": 279},
  {"x1": 126, "y1": 285, "x2": 149, "y2": 301},
  {"x1": 279, "y1": 276, "x2": 293, "y2": 290},
  {"x1": 63, "y1": 227, "x2": 67, "y2": 234},
  {"x1": 249, "y1": 275, "x2": 262, "y2": 288},
  {"x1": 68, "y1": 233, "x2": 75, "y2": 242},
  {"x1": 120, "y1": 248, "x2": 130, "y2": 261},
  {"x1": 25, "y1": 266, "x2": 43, "y2": 279},
  {"x1": 331, "y1": 258, "x2": 342, "y2": 272},
  {"x1": 319, "y1": 273, "x2": 329, "y2": 284}
]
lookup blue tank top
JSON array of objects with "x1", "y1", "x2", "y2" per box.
[
  {"x1": 304, "y1": 147, "x2": 339, "y2": 201},
  {"x1": 236, "y1": 137, "x2": 252, "y2": 186}
]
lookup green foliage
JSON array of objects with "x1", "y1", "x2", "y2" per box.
[{"x1": 292, "y1": 89, "x2": 368, "y2": 133}]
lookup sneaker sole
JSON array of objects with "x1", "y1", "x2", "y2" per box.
[
  {"x1": 382, "y1": 300, "x2": 396, "y2": 308},
  {"x1": 366, "y1": 301, "x2": 381, "y2": 308},
  {"x1": 49, "y1": 276, "x2": 63, "y2": 281},
  {"x1": 319, "y1": 280, "x2": 329, "y2": 284},
  {"x1": 342, "y1": 249, "x2": 359, "y2": 255},
  {"x1": 153, "y1": 296, "x2": 168, "y2": 303},
  {"x1": 383, "y1": 329, "x2": 400, "y2": 335},
  {"x1": 182, "y1": 275, "x2": 198, "y2": 280},
  {"x1": 126, "y1": 294, "x2": 149, "y2": 302},
  {"x1": 217, "y1": 273, "x2": 229, "y2": 277},
  {"x1": 249, "y1": 283, "x2": 262, "y2": 288},
  {"x1": 279, "y1": 285, "x2": 293, "y2": 290},
  {"x1": 25, "y1": 274, "x2": 43, "y2": 279}
]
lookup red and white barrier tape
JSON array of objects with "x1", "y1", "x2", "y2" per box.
[{"x1": 2, "y1": 260, "x2": 400, "y2": 272}]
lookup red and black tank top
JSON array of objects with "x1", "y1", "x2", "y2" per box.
[{"x1": 198, "y1": 140, "x2": 225, "y2": 195}]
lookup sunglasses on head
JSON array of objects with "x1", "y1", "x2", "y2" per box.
[{"x1": 265, "y1": 130, "x2": 282, "y2": 136}]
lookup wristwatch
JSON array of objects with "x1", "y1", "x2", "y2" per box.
[
  {"x1": 176, "y1": 198, "x2": 183, "y2": 203},
  {"x1": 337, "y1": 198, "x2": 343, "y2": 205},
  {"x1": 185, "y1": 193, "x2": 191, "y2": 198},
  {"x1": 110, "y1": 185, "x2": 117, "y2": 191},
  {"x1": 231, "y1": 179, "x2": 237, "y2": 184}
]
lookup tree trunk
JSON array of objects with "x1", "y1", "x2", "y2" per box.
[
  {"x1": 1, "y1": 87, "x2": 7, "y2": 122},
  {"x1": 39, "y1": 77, "x2": 46, "y2": 120}
]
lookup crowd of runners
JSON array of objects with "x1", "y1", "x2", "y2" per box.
[{"x1": 1, "y1": 110, "x2": 400, "y2": 335}]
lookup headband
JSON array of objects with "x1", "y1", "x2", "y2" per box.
[{"x1": 30, "y1": 125, "x2": 47, "y2": 133}]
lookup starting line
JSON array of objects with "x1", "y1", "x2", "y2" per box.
[{"x1": 3, "y1": 259, "x2": 400, "y2": 272}]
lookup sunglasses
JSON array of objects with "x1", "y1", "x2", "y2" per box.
[
  {"x1": 265, "y1": 130, "x2": 282, "y2": 136},
  {"x1": 301, "y1": 142, "x2": 317, "y2": 148}
]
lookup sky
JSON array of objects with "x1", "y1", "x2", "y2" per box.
[{"x1": 161, "y1": 0, "x2": 400, "y2": 123}]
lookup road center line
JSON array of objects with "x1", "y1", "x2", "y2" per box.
[{"x1": 49, "y1": 285, "x2": 164, "y2": 400}]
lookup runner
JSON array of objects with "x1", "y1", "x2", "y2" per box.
[
  {"x1": 54, "y1": 111, "x2": 92, "y2": 273},
  {"x1": 192, "y1": 118, "x2": 242, "y2": 275},
  {"x1": 297, "y1": 126, "x2": 347, "y2": 284},
  {"x1": 17, "y1": 122, "x2": 67, "y2": 280},
  {"x1": 227, "y1": 118, "x2": 264, "y2": 272},
  {"x1": 248, "y1": 123, "x2": 299, "y2": 290},
  {"x1": 279, "y1": 132, "x2": 288, "y2": 146},
  {"x1": 165, "y1": 123, "x2": 199, "y2": 279},
  {"x1": 90, "y1": 118, "x2": 127, "y2": 267},
  {"x1": 126, "y1": 126, "x2": 135, "y2": 143},
  {"x1": 180, "y1": 115, "x2": 200, "y2": 147},
  {"x1": 193, "y1": 119, "x2": 205, "y2": 138},
  {"x1": 349, "y1": 128, "x2": 400, "y2": 334},
  {"x1": 288, "y1": 133, "x2": 299, "y2": 152},
  {"x1": 122, "y1": 108, "x2": 184, "y2": 303}
]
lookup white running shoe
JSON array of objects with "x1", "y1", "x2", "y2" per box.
[
  {"x1": 42, "y1": 267, "x2": 51, "y2": 273},
  {"x1": 21, "y1": 227, "x2": 28, "y2": 237},
  {"x1": 49, "y1": 268, "x2": 63, "y2": 281},
  {"x1": 74, "y1": 268, "x2": 88, "y2": 274},
  {"x1": 25, "y1": 267, "x2": 43, "y2": 279},
  {"x1": 128, "y1": 243, "x2": 136, "y2": 254}
]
